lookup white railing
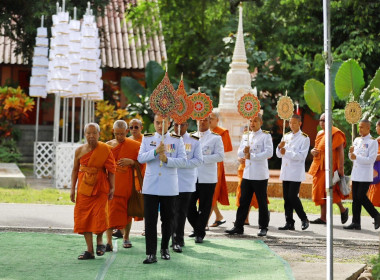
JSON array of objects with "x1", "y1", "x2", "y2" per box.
[
  {"x1": 55, "y1": 143, "x2": 81, "y2": 189},
  {"x1": 33, "y1": 141, "x2": 55, "y2": 179}
]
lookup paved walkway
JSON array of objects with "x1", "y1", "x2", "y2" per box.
[{"x1": 0, "y1": 203, "x2": 378, "y2": 279}]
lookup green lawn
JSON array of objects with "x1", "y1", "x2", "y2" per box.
[
  {"x1": 0, "y1": 186, "x2": 376, "y2": 216},
  {"x1": 0, "y1": 232, "x2": 294, "y2": 280}
]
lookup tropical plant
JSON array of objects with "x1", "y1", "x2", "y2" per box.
[
  {"x1": 120, "y1": 61, "x2": 189, "y2": 132},
  {"x1": 0, "y1": 139, "x2": 22, "y2": 163},
  {"x1": 0, "y1": 86, "x2": 35, "y2": 139},
  {"x1": 95, "y1": 101, "x2": 129, "y2": 142}
]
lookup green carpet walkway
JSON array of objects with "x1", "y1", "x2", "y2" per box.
[{"x1": 0, "y1": 232, "x2": 294, "y2": 280}]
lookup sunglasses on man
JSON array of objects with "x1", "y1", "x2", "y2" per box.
[{"x1": 129, "y1": 126, "x2": 140, "y2": 130}]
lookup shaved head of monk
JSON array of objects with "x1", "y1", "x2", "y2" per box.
[{"x1": 84, "y1": 123, "x2": 100, "y2": 148}]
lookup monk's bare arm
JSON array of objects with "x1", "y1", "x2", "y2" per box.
[
  {"x1": 108, "y1": 172, "x2": 115, "y2": 200},
  {"x1": 337, "y1": 144, "x2": 344, "y2": 175},
  {"x1": 70, "y1": 147, "x2": 82, "y2": 203},
  {"x1": 117, "y1": 158, "x2": 135, "y2": 167}
]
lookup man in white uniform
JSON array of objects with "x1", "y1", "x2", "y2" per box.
[
  {"x1": 276, "y1": 114, "x2": 310, "y2": 231},
  {"x1": 344, "y1": 119, "x2": 380, "y2": 230},
  {"x1": 138, "y1": 115, "x2": 186, "y2": 264},
  {"x1": 187, "y1": 116, "x2": 224, "y2": 244},
  {"x1": 225, "y1": 113, "x2": 273, "y2": 237},
  {"x1": 172, "y1": 121, "x2": 203, "y2": 253}
]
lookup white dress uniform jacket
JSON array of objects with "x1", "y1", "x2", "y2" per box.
[
  {"x1": 138, "y1": 132, "x2": 187, "y2": 196},
  {"x1": 177, "y1": 132, "x2": 203, "y2": 192},
  {"x1": 193, "y1": 129, "x2": 224, "y2": 184},
  {"x1": 350, "y1": 134, "x2": 379, "y2": 182},
  {"x1": 276, "y1": 130, "x2": 310, "y2": 182},
  {"x1": 238, "y1": 129, "x2": 273, "y2": 180}
]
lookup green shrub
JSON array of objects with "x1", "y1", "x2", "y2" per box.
[
  {"x1": 371, "y1": 255, "x2": 380, "y2": 280},
  {"x1": 0, "y1": 139, "x2": 22, "y2": 163}
]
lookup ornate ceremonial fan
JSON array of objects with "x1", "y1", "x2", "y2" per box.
[
  {"x1": 189, "y1": 91, "x2": 213, "y2": 121},
  {"x1": 344, "y1": 101, "x2": 362, "y2": 125},
  {"x1": 171, "y1": 79, "x2": 193, "y2": 124},
  {"x1": 237, "y1": 93, "x2": 261, "y2": 119}
]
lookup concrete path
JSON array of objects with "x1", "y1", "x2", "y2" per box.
[{"x1": 0, "y1": 203, "x2": 378, "y2": 279}]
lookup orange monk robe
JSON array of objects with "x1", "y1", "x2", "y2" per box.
[
  {"x1": 308, "y1": 126, "x2": 347, "y2": 206},
  {"x1": 212, "y1": 126, "x2": 232, "y2": 206},
  {"x1": 109, "y1": 138, "x2": 140, "y2": 229},
  {"x1": 367, "y1": 139, "x2": 380, "y2": 207},
  {"x1": 235, "y1": 162, "x2": 270, "y2": 208},
  {"x1": 74, "y1": 143, "x2": 116, "y2": 234},
  {"x1": 129, "y1": 135, "x2": 145, "y2": 222}
]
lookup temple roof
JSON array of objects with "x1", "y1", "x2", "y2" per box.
[{"x1": 0, "y1": 0, "x2": 167, "y2": 69}]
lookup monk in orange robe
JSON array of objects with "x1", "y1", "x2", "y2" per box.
[
  {"x1": 112, "y1": 118, "x2": 146, "y2": 241},
  {"x1": 106, "y1": 120, "x2": 141, "y2": 250},
  {"x1": 308, "y1": 113, "x2": 348, "y2": 224},
  {"x1": 208, "y1": 112, "x2": 232, "y2": 227},
  {"x1": 70, "y1": 123, "x2": 116, "y2": 260},
  {"x1": 367, "y1": 120, "x2": 380, "y2": 207}
]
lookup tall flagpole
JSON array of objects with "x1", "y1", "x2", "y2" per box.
[{"x1": 323, "y1": 0, "x2": 333, "y2": 279}]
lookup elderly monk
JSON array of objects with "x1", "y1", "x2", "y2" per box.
[
  {"x1": 208, "y1": 111, "x2": 232, "y2": 228},
  {"x1": 105, "y1": 120, "x2": 141, "y2": 251},
  {"x1": 70, "y1": 123, "x2": 116, "y2": 260},
  {"x1": 112, "y1": 118, "x2": 146, "y2": 241},
  {"x1": 309, "y1": 113, "x2": 348, "y2": 225},
  {"x1": 368, "y1": 120, "x2": 380, "y2": 207}
]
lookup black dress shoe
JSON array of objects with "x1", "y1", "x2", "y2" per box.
[
  {"x1": 173, "y1": 244, "x2": 182, "y2": 253},
  {"x1": 301, "y1": 219, "x2": 309, "y2": 231},
  {"x1": 343, "y1": 223, "x2": 361, "y2": 230},
  {"x1": 143, "y1": 254, "x2": 157, "y2": 264},
  {"x1": 258, "y1": 228, "x2": 268, "y2": 237},
  {"x1": 278, "y1": 223, "x2": 295, "y2": 230},
  {"x1": 195, "y1": 236, "x2": 203, "y2": 243},
  {"x1": 160, "y1": 249, "x2": 170, "y2": 260},
  {"x1": 225, "y1": 226, "x2": 244, "y2": 235},
  {"x1": 374, "y1": 214, "x2": 380, "y2": 230},
  {"x1": 341, "y1": 208, "x2": 349, "y2": 224},
  {"x1": 189, "y1": 232, "x2": 195, "y2": 238}
]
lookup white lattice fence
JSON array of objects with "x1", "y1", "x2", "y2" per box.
[
  {"x1": 55, "y1": 143, "x2": 81, "y2": 189},
  {"x1": 34, "y1": 142, "x2": 55, "y2": 178}
]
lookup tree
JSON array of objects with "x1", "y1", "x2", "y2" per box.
[{"x1": 0, "y1": 0, "x2": 110, "y2": 64}]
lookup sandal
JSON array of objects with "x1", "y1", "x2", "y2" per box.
[
  {"x1": 210, "y1": 220, "x2": 226, "y2": 227},
  {"x1": 96, "y1": 244, "x2": 106, "y2": 256},
  {"x1": 105, "y1": 243, "x2": 113, "y2": 252},
  {"x1": 123, "y1": 240, "x2": 132, "y2": 248},
  {"x1": 78, "y1": 251, "x2": 95, "y2": 260},
  {"x1": 310, "y1": 218, "x2": 326, "y2": 224}
]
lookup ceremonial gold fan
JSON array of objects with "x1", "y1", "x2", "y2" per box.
[
  {"x1": 277, "y1": 96, "x2": 294, "y2": 120},
  {"x1": 344, "y1": 101, "x2": 362, "y2": 124}
]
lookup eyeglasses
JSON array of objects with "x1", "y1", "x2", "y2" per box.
[
  {"x1": 129, "y1": 126, "x2": 140, "y2": 130},
  {"x1": 319, "y1": 119, "x2": 325, "y2": 122}
]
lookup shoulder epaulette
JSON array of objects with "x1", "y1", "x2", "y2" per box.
[
  {"x1": 190, "y1": 134, "x2": 199, "y2": 140},
  {"x1": 372, "y1": 137, "x2": 376, "y2": 140},
  {"x1": 144, "y1": 133, "x2": 154, "y2": 137},
  {"x1": 170, "y1": 133, "x2": 181, "y2": 139},
  {"x1": 243, "y1": 131, "x2": 249, "y2": 135},
  {"x1": 302, "y1": 132, "x2": 309, "y2": 137},
  {"x1": 212, "y1": 132, "x2": 220, "y2": 136},
  {"x1": 262, "y1": 130, "x2": 270, "y2": 134},
  {"x1": 285, "y1": 131, "x2": 291, "y2": 135}
]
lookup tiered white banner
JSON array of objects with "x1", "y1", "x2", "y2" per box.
[
  {"x1": 29, "y1": 26, "x2": 49, "y2": 98},
  {"x1": 47, "y1": 10, "x2": 71, "y2": 96},
  {"x1": 78, "y1": 10, "x2": 103, "y2": 100}
]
